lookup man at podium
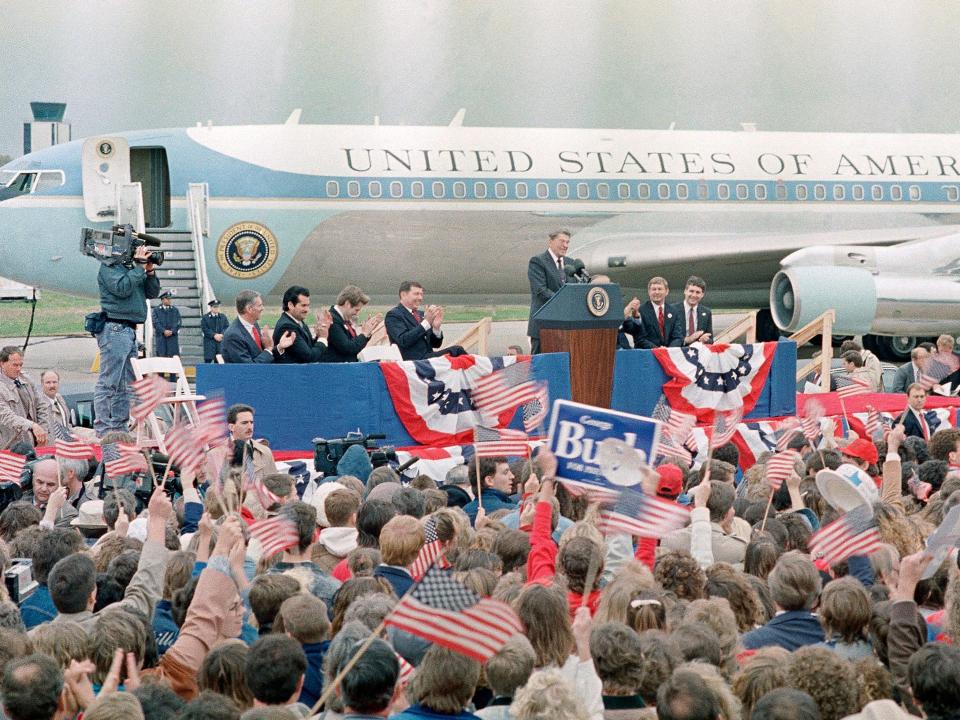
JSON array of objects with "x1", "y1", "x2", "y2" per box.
[{"x1": 527, "y1": 229, "x2": 570, "y2": 354}]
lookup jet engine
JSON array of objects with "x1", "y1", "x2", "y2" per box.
[{"x1": 770, "y1": 235, "x2": 960, "y2": 336}]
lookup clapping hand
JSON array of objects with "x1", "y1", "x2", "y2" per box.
[
  {"x1": 361, "y1": 313, "x2": 383, "y2": 336},
  {"x1": 277, "y1": 330, "x2": 296, "y2": 350}
]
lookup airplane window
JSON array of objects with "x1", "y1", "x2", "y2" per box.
[
  {"x1": 348, "y1": 181, "x2": 361, "y2": 198},
  {"x1": 495, "y1": 182, "x2": 507, "y2": 199},
  {"x1": 697, "y1": 182, "x2": 708, "y2": 200},
  {"x1": 597, "y1": 183, "x2": 609, "y2": 199},
  {"x1": 577, "y1": 183, "x2": 590, "y2": 199},
  {"x1": 34, "y1": 171, "x2": 64, "y2": 191},
  {"x1": 736, "y1": 184, "x2": 748, "y2": 200},
  {"x1": 890, "y1": 185, "x2": 902, "y2": 201},
  {"x1": 12, "y1": 173, "x2": 36, "y2": 193},
  {"x1": 657, "y1": 184, "x2": 670, "y2": 200},
  {"x1": 474, "y1": 182, "x2": 487, "y2": 199},
  {"x1": 412, "y1": 181, "x2": 424, "y2": 198},
  {"x1": 775, "y1": 182, "x2": 787, "y2": 200},
  {"x1": 675, "y1": 183, "x2": 688, "y2": 200},
  {"x1": 557, "y1": 183, "x2": 570, "y2": 199},
  {"x1": 368, "y1": 181, "x2": 382, "y2": 198},
  {"x1": 853, "y1": 185, "x2": 864, "y2": 200},
  {"x1": 326, "y1": 180, "x2": 340, "y2": 197},
  {"x1": 909, "y1": 185, "x2": 920, "y2": 201},
  {"x1": 945, "y1": 186, "x2": 960, "y2": 202},
  {"x1": 515, "y1": 182, "x2": 528, "y2": 199},
  {"x1": 432, "y1": 181, "x2": 445, "y2": 198},
  {"x1": 795, "y1": 185, "x2": 808, "y2": 200},
  {"x1": 871, "y1": 185, "x2": 883, "y2": 200},
  {"x1": 390, "y1": 181, "x2": 403, "y2": 198},
  {"x1": 618, "y1": 183, "x2": 631, "y2": 199},
  {"x1": 453, "y1": 182, "x2": 466, "y2": 199},
  {"x1": 833, "y1": 185, "x2": 844, "y2": 200},
  {"x1": 755, "y1": 184, "x2": 767, "y2": 200},
  {"x1": 814, "y1": 184, "x2": 826, "y2": 200},
  {"x1": 538, "y1": 182, "x2": 550, "y2": 199},
  {"x1": 717, "y1": 184, "x2": 730, "y2": 200},
  {"x1": 637, "y1": 183, "x2": 650, "y2": 199}
]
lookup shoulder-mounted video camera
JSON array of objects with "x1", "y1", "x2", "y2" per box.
[
  {"x1": 81, "y1": 224, "x2": 164, "y2": 266},
  {"x1": 312, "y1": 432, "x2": 399, "y2": 475}
]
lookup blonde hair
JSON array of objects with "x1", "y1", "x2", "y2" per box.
[
  {"x1": 84, "y1": 693, "x2": 144, "y2": 720},
  {"x1": 379, "y1": 514, "x2": 424, "y2": 566},
  {"x1": 731, "y1": 647, "x2": 790, "y2": 718},
  {"x1": 510, "y1": 668, "x2": 589, "y2": 720}
]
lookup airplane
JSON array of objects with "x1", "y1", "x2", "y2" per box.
[{"x1": 1, "y1": 110, "x2": 959, "y2": 361}]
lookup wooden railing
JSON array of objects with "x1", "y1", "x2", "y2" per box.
[
  {"x1": 790, "y1": 310, "x2": 836, "y2": 392},
  {"x1": 713, "y1": 311, "x2": 758, "y2": 344},
  {"x1": 367, "y1": 316, "x2": 493, "y2": 356}
]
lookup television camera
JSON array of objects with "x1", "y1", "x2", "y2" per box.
[{"x1": 81, "y1": 224, "x2": 165, "y2": 266}]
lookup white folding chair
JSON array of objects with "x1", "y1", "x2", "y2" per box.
[{"x1": 130, "y1": 355, "x2": 206, "y2": 452}]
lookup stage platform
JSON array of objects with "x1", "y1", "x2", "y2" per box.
[{"x1": 197, "y1": 340, "x2": 797, "y2": 451}]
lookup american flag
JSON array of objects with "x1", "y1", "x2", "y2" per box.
[
  {"x1": 103, "y1": 442, "x2": 147, "y2": 477},
  {"x1": 835, "y1": 376, "x2": 871, "y2": 399},
  {"x1": 249, "y1": 513, "x2": 299, "y2": 557},
  {"x1": 865, "y1": 406, "x2": 883, "y2": 439},
  {"x1": 918, "y1": 353, "x2": 959, "y2": 391},
  {"x1": 521, "y1": 383, "x2": 549, "y2": 433},
  {"x1": 774, "y1": 418, "x2": 802, "y2": 452},
  {"x1": 0, "y1": 450, "x2": 26, "y2": 484},
  {"x1": 651, "y1": 396, "x2": 696, "y2": 460},
  {"x1": 598, "y1": 487, "x2": 690, "y2": 538},
  {"x1": 196, "y1": 393, "x2": 228, "y2": 445},
  {"x1": 384, "y1": 565, "x2": 523, "y2": 662},
  {"x1": 409, "y1": 516, "x2": 451, "y2": 580},
  {"x1": 471, "y1": 361, "x2": 540, "y2": 417},
  {"x1": 765, "y1": 450, "x2": 800, "y2": 491},
  {"x1": 131, "y1": 374, "x2": 168, "y2": 421},
  {"x1": 164, "y1": 424, "x2": 205, "y2": 473},
  {"x1": 473, "y1": 426, "x2": 529, "y2": 458},
  {"x1": 800, "y1": 399, "x2": 825, "y2": 443},
  {"x1": 808, "y1": 503, "x2": 881, "y2": 567},
  {"x1": 52, "y1": 422, "x2": 95, "y2": 460},
  {"x1": 710, "y1": 408, "x2": 743, "y2": 449}
]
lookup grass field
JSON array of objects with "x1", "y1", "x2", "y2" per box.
[{"x1": 0, "y1": 290, "x2": 530, "y2": 337}]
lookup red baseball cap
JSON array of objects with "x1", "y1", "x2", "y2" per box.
[
  {"x1": 841, "y1": 438, "x2": 879, "y2": 466},
  {"x1": 657, "y1": 465, "x2": 684, "y2": 499}
]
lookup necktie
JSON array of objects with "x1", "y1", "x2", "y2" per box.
[
  {"x1": 688, "y1": 307, "x2": 695, "y2": 336},
  {"x1": 557, "y1": 258, "x2": 566, "y2": 285},
  {"x1": 251, "y1": 324, "x2": 263, "y2": 350},
  {"x1": 657, "y1": 306, "x2": 665, "y2": 338},
  {"x1": 13, "y1": 379, "x2": 34, "y2": 422},
  {"x1": 346, "y1": 322, "x2": 356, "y2": 338},
  {"x1": 921, "y1": 413, "x2": 930, "y2": 440}
]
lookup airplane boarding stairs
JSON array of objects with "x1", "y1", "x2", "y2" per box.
[{"x1": 147, "y1": 230, "x2": 206, "y2": 367}]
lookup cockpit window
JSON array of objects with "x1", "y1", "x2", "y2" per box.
[
  {"x1": 10, "y1": 173, "x2": 36, "y2": 192},
  {"x1": 35, "y1": 171, "x2": 65, "y2": 191}
]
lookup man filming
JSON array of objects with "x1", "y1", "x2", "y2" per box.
[{"x1": 94, "y1": 243, "x2": 160, "y2": 437}]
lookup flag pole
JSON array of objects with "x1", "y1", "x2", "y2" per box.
[
  {"x1": 760, "y1": 488, "x2": 775, "y2": 531},
  {"x1": 838, "y1": 395, "x2": 850, "y2": 433},
  {"x1": 474, "y1": 449, "x2": 483, "y2": 511}
]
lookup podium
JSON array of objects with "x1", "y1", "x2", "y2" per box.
[{"x1": 532, "y1": 283, "x2": 623, "y2": 408}]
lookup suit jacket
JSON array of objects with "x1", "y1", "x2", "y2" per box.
[
  {"x1": 221, "y1": 318, "x2": 276, "y2": 364},
  {"x1": 636, "y1": 301, "x2": 683, "y2": 349},
  {"x1": 325, "y1": 305, "x2": 369, "y2": 363},
  {"x1": 741, "y1": 610, "x2": 826, "y2": 651},
  {"x1": 272, "y1": 312, "x2": 328, "y2": 364},
  {"x1": 152, "y1": 305, "x2": 182, "y2": 357},
  {"x1": 527, "y1": 250, "x2": 566, "y2": 338},
  {"x1": 200, "y1": 312, "x2": 230, "y2": 361},
  {"x1": 678, "y1": 303, "x2": 713, "y2": 341},
  {"x1": 891, "y1": 363, "x2": 917, "y2": 394},
  {"x1": 618, "y1": 316, "x2": 644, "y2": 349},
  {"x1": 44, "y1": 393, "x2": 71, "y2": 433},
  {"x1": 903, "y1": 408, "x2": 941, "y2": 440},
  {"x1": 0, "y1": 373, "x2": 51, "y2": 450},
  {"x1": 385, "y1": 304, "x2": 443, "y2": 361}
]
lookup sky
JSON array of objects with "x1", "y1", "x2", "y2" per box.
[{"x1": 3, "y1": 0, "x2": 960, "y2": 159}]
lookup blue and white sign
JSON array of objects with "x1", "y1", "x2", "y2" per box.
[{"x1": 546, "y1": 399, "x2": 661, "y2": 497}]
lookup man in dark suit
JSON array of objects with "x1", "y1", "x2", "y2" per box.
[
  {"x1": 902, "y1": 383, "x2": 941, "y2": 440},
  {"x1": 636, "y1": 276, "x2": 684, "y2": 349},
  {"x1": 527, "y1": 229, "x2": 570, "y2": 354},
  {"x1": 618, "y1": 296, "x2": 644, "y2": 349},
  {"x1": 152, "y1": 290, "x2": 182, "y2": 358},
  {"x1": 326, "y1": 285, "x2": 383, "y2": 363},
  {"x1": 221, "y1": 290, "x2": 296, "y2": 363},
  {"x1": 272, "y1": 285, "x2": 332, "y2": 364},
  {"x1": 201, "y1": 299, "x2": 230, "y2": 363},
  {"x1": 385, "y1": 281, "x2": 464, "y2": 361},
  {"x1": 891, "y1": 348, "x2": 929, "y2": 394},
  {"x1": 677, "y1": 275, "x2": 714, "y2": 346}
]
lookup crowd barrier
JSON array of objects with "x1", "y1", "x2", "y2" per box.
[{"x1": 197, "y1": 341, "x2": 796, "y2": 450}]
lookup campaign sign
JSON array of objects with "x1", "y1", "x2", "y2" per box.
[{"x1": 546, "y1": 399, "x2": 661, "y2": 495}]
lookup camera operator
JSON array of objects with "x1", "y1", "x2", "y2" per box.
[{"x1": 94, "y1": 243, "x2": 160, "y2": 437}]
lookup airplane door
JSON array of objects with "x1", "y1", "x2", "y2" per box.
[{"x1": 82, "y1": 136, "x2": 131, "y2": 222}]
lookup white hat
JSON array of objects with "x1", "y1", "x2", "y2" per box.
[
  {"x1": 816, "y1": 463, "x2": 879, "y2": 513},
  {"x1": 308, "y1": 481, "x2": 347, "y2": 527},
  {"x1": 71, "y1": 500, "x2": 107, "y2": 529}
]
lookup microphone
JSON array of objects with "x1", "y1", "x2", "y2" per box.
[
  {"x1": 564, "y1": 263, "x2": 578, "y2": 279},
  {"x1": 571, "y1": 258, "x2": 592, "y2": 283}
]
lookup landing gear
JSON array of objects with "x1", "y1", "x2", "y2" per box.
[{"x1": 865, "y1": 334, "x2": 917, "y2": 362}]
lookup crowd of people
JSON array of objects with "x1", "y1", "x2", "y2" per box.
[{"x1": 0, "y1": 381, "x2": 960, "y2": 719}]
